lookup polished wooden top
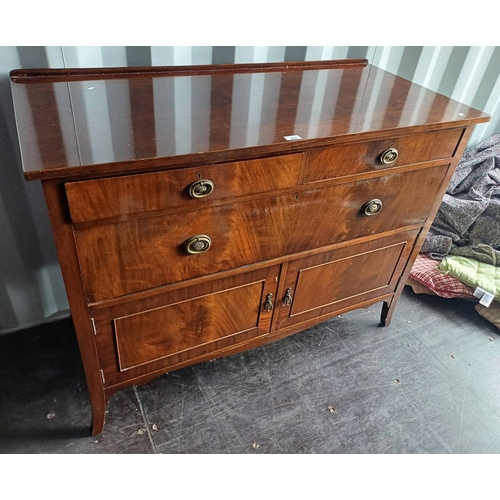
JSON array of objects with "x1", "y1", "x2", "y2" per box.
[{"x1": 10, "y1": 59, "x2": 490, "y2": 181}]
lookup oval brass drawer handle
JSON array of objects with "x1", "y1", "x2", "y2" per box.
[
  {"x1": 361, "y1": 199, "x2": 383, "y2": 216},
  {"x1": 188, "y1": 179, "x2": 214, "y2": 198},
  {"x1": 183, "y1": 235, "x2": 212, "y2": 254},
  {"x1": 380, "y1": 147, "x2": 398, "y2": 165}
]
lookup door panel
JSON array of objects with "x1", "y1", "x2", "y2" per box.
[
  {"x1": 277, "y1": 231, "x2": 419, "y2": 329},
  {"x1": 114, "y1": 280, "x2": 266, "y2": 371},
  {"x1": 92, "y1": 265, "x2": 280, "y2": 386}
]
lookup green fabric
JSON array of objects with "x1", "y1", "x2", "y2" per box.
[{"x1": 438, "y1": 255, "x2": 500, "y2": 299}]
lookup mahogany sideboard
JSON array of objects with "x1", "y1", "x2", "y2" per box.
[{"x1": 10, "y1": 59, "x2": 490, "y2": 434}]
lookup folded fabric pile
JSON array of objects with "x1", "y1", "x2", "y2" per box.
[
  {"x1": 408, "y1": 134, "x2": 500, "y2": 329},
  {"x1": 422, "y1": 133, "x2": 500, "y2": 262},
  {"x1": 408, "y1": 253, "x2": 475, "y2": 299}
]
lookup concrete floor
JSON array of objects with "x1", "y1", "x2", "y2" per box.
[{"x1": 1, "y1": 286, "x2": 499, "y2": 454}]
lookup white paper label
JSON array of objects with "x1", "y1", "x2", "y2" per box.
[
  {"x1": 480, "y1": 292, "x2": 495, "y2": 307},
  {"x1": 284, "y1": 135, "x2": 302, "y2": 141},
  {"x1": 474, "y1": 287, "x2": 495, "y2": 307}
]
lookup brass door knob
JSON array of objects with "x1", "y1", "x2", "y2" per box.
[
  {"x1": 361, "y1": 199, "x2": 383, "y2": 216},
  {"x1": 183, "y1": 235, "x2": 212, "y2": 254},
  {"x1": 380, "y1": 147, "x2": 398, "y2": 165},
  {"x1": 188, "y1": 179, "x2": 214, "y2": 198}
]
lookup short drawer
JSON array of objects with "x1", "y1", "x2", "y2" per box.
[
  {"x1": 304, "y1": 128, "x2": 462, "y2": 183},
  {"x1": 65, "y1": 153, "x2": 303, "y2": 223},
  {"x1": 75, "y1": 164, "x2": 449, "y2": 302}
]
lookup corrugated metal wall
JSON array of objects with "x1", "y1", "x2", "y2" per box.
[{"x1": 1, "y1": 46, "x2": 499, "y2": 333}]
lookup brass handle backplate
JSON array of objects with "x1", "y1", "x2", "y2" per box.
[
  {"x1": 380, "y1": 147, "x2": 398, "y2": 165},
  {"x1": 283, "y1": 287, "x2": 293, "y2": 306},
  {"x1": 264, "y1": 293, "x2": 274, "y2": 312},
  {"x1": 188, "y1": 179, "x2": 214, "y2": 198},
  {"x1": 361, "y1": 199, "x2": 383, "y2": 216},
  {"x1": 183, "y1": 235, "x2": 212, "y2": 255}
]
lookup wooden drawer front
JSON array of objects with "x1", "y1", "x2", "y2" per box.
[
  {"x1": 65, "y1": 153, "x2": 303, "y2": 223},
  {"x1": 75, "y1": 164, "x2": 448, "y2": 302},
  {"x1": 304, "y1": 128, "x2": 462, "y2": 183},
  {"x1": 277, "y1": 231, "x2": 419, "y2": 329},
  {"x1": 93, "y1": 265, "x2": 279, "y2": 385}
]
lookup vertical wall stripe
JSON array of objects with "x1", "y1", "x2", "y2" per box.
[
  {"x1": 397, "y1": 46, "x2": 424, "y2": 82},
  {"x1": 437, "y1": 46, "x2": 471, "y2": 97},
  {"x1": 234, "y1": 46, "x2": 256, "y2": 64},
  {"x1": 470, "y1": 70, "x2": 500, "y2": 145},
  {"x1": 413, "y1": 46, "x2": 442, "y2": 88},
  {"x1": 422, "y1": 47, "x2": 454, "y2": 91},
  {"x1": 125, "y1": 46, "x2": 152, "y2": 67},
  {"x1": 471, "y1": 46, "x2": 500, "y2": 111},
  {"x1": 212, "y1": 46, "x2": 236, "y2": 65},
  {"x1": 44, "y1": 47, "x2": 65, "y2": 68},
  {"x1": 266, "y1": 46, "x2": 286, "y2": 62},
  {"x1": 101, "y1": 46, "x2": 128, "y2": 67},
  {"x1": 305, "y1": 46, "x2": 330, "y2": 61},
  {"x1": 451, "y1": 46, "x2": 495, "y2": 105},
  {"x1": 284, "y1": 46, "x2": 307, "y2": 62},
  {"x1": 373, "y1": 46, "x2": 405, "y2": 75},
  {"x1": 17, "y1": 46, "x2": 50, "y2": 68},
  {"x1": 253, "y1": 46, "x2": 271, "y2": 63},
  {"x1": 173, "y1": 46, "x2": 193, "y2": 65},
  {"x1": 61, "y1": 46, "x2": 104, "y2": 67},
  {"x1": 331, "y1": 47, "x2": 350, "y2": 60},
  {"x1": 347, "y1": 46, "x2": 369, "y2": 59},
  {"x1": 151, "y1": 46, "x2": 175, "y2": 66},
  {"x1": 191, "y1": 47, "x2": 213, "y2": 65}
]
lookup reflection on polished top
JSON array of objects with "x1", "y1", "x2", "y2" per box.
[{"x1": 10, "y1": 59, "x2": 490, "y2": 180}]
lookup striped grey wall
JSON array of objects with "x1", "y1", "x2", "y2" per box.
[{"x1": 0, "y1": 45, "x2": 499, "y2": 333}]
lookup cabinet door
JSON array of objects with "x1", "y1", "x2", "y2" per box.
[
  {"x1": 92, "y1": 265, "x2": 280, "y2": 387},
  {"x1": 277, "y1": 231, "x2": 418, "y2": 330}
]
